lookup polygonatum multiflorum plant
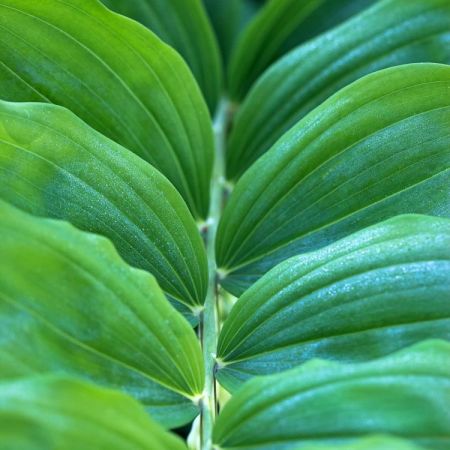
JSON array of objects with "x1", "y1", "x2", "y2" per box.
[{"x1": 0, "y1": 0, "x2": 449, "y2": 449}]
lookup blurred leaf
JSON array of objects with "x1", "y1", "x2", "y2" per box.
[
  {"x1": 0, "y1": 202, "x2": 204, "y2": 428},
  {"x1": 203, "y1": 0, "x2": 262, "y2": 66},
  {"x1": 0, "y1": 376, "x2": 188, "y2": 449},
  {"x1": 228, "y1": 0, "x2": 377, "y2": 100},
  {"x1": 217, "y1": 215, "x2": 450, "y2": 391},
  {"x1": 217, "y1": 63, "x2": 450, "y2": 296},
  {"x1": 294, "y1": 436, "x2": 427, "y2": 450},
  {"x1": 101, "y1": 0, "x2": 222, "y2": 114},
  {"x1": 227, "y1": 0, "x2": 450, "y2": 180},
  {"x1": 0, "y1": 0, "x2": 213, "y2": 218},
  {"x1": 0, "y1": 100, "x2": 207, "y2": 309},
  {"x1": 214, "y1": 340, "x2": 450, "y2": 450}
]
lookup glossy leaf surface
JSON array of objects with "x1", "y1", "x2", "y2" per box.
[
  {"x1": 0, "y1": 202, "x2": 204, "y2": 428},
  {"x1": 101, "y1": 0, "x2": 222, "y2": 114},
  {"x1": 0, "y1": 376, "x2": 187, "y2": 449},
  {"x1": 0, "y1": 100, "x2": 207, "y2": 308},
  {"x1": 228, "y1": 0, "x2": 376, "y2": 99},
  {"x1": 214, "y1": 341, "x2": 450, "y2": 450},
  {"x1": 0, "y1": 0, "x2": 213, "y2": 218},
  {"x1": 217, "y1": 64, "x2": 450, "y2": 296},
  {"x1": 217, "y1": 215, "x2": 450, "y2": 391},
  {"x1": 227, "y1": 0, "x2": 450, "y2": 180}
]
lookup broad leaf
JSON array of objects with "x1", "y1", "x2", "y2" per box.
[
  {"x1": 217, "y1": 215, "x2": 450, "y2": 391},
  {"x1": 0, "y1": 376, "x2": 187, "y2": 449},
  {"x1": 0, "y1": 0, "x2": 213, "y2": 218},
  {"x1": 101, "y1": 0, "x2": 222, "y2": 114},
  {"x1": 0, "y1": 100, "x2": 207, "y2": 309},
  {"x1": 0, "y1": 201, "x2": 204, "y2": 428},
  {"x1": 228, "y1": 0, "x2": 376, "y2": 100},
  {"x1": 227, "y1": 0, "x2": 450, "y2": 180},
  {"x1": 214, "y1": 340, "x2": 450, "y2": 450},
  {"x1": 294, "y1": 436, "x2": 427, "y2": 450},
  {"x1": 217, "y1": 63, "x2": 450, "y2": 296}
]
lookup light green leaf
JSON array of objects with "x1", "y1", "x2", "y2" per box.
[
  {"x1": 0, "y1": 376, "x2": 188, "y2": 450},
  {"x1": 228, "y1": 0, "x2": 376, "y2": 100},
  {"x1": 214, "y1": 340, "x2": 450, "y2": 450},
  {"x1": 0, "y1": 100, "x2": 207, "y2": 309},
  {"x1": 0, "y1": 201, "x2": 204, "y2": 428},
  {"x1": 217, "y1": 215, "x2": 450, "y2": 391},
  {"x1": 216, "y1": 63, "x2": 450, "y2": 296},
  {"x1": 100, "y1": 0, "x2": 222, "y2": 114},
  {"x1": 227, "y1": 0, "x2": 450, "y2": 180},
  {"x1": 0, "y1": 0, "x2": 213, "y2": 218}
]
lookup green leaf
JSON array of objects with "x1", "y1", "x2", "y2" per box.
[
  {"x1": 203, "y1": 0, "x2": 261, "y2": 66},
  {"x1": 294, "y1": 436, "x2": 427, "y2": 450},
  {"x1": 217, "y1": 215, "x2": 450, "y2": 391},
  {"x1": 0, "y1": 0, "x2": 213, "y2": 219},
  {"x1": 0, "y1": 376, "x2": 188, "y2": 449},
  {"x1": 227, "y1": 0, "x2": 450, "y2": 180},
  {"x1": 214, "y1": 340, "x2": 450, "y2": 450},
  {"x1": 228, "y1": 0, "x2": 376, "y2": 100},
  {"x1": 0, "y1": 201, "x2": 204, "y2": 428},
  {"x1": 0, "y1": 100, "x2": 207, "y2": 309},
  {"x1": 216, "y1": 63, "x2": 450, "y2": 296},
  {"x1": 100, "y1": 0, "x2": 222, "y2": 114}
]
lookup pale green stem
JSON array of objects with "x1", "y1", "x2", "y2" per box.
[{"x1": 201, "y1": 99, "x2": 228, "y2": 450}]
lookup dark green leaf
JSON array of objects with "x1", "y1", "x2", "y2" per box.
[
  {"x1": 227, "y1": 0, "x2": 450, "y2": 180},
  {"x1": 217, "y1": 63, "x2": 450, "y2": 296},
  {"x1": 0, "y1": 201, "x2": 204, "y2": 428},
  {"x1": 217, "y1": 215, "x2": 450, "y2": 391},
  {"x1": 100, "y1": 0, "x2": 222, "y2": 114},
  {"x1": 228, "y1": 0, "x2": 376, "y2": 100},
  {"x1": 0, "y1": 376, "x2": 188, "y2": 449},
  {"x1": 0, "y1": 100, "x2": 207, "y2": 308},
  {"x1": 203, "y1": 0, "x2": 262, "y2": 66},
  {"x1": 0, "y1": 0, "x2": 213, "y2": 218},
  {"x1": 214, "y1": 340, "x2": 450, "y2": 450}
]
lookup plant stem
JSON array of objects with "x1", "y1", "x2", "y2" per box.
[{"x1": 201, "y1": 100, "x2": 228, "y2": 450}]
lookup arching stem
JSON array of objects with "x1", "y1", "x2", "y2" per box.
[{"x1": 201, "y1": 99, "x2": 229, "y2": 450}]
